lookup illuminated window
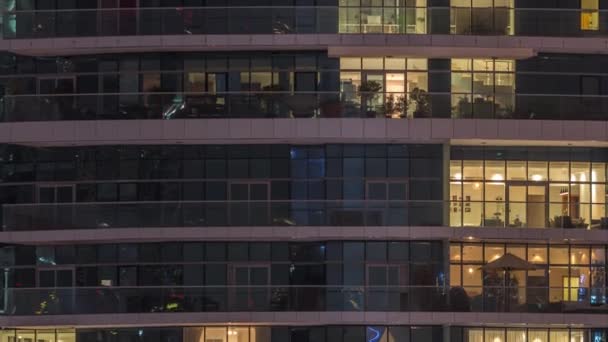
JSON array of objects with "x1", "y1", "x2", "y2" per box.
[
  {"x1": 451, "y1": 0, "x2": 514, "y2": 35},
  {"x1": 451, "y1": 58, "x2": 515, "y2": 119},
  {"x1": 339, "y1": 0, "x2": 427, "y2": 34},
  {"x1": 581, "y1": 0, "x2": 599, "y2": 31},
  {"x1": 339, "y1": 57, "x2": 428, "y2": 118}
]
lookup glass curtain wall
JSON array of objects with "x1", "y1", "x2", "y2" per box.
[
  {"x1": 451, "y1": 0, "x2": 514, "y2": 35},
  {"x1": 450, "y1": 242, "x2": 607, "y2": 309},
  {"x1": 339, "y1": 0, "x2": 427, "y2": 34},
  {"x1": 451, "y1": 58, "x2": 515, "y2": 119},
  {"x1": 450, "y1": 155, "x2": 607, "y2": 228}
]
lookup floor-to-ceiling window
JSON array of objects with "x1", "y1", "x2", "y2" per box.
[
  {"x1": 451, "y1": 58, "x2": 515, "y2": 119},
  {"x1": 451, "y1": 0, "x2": 514, "y2": 35},
  {"x1": 581, "y1": 0, "x2": 600, "y2": 31},
  {"x1": 452, "y1": 327, "x2": 591, "y2": 342},
  {"x1": 339, "y1": 0, "x2": 427, "y2": 34},
  {"x1": 339, "y1": 57, "x2": 428, "y2": 118},
  {"x1": 450, "y1": 242, "x2": 607, "y2": 311},
  {"x1": 450, "y1": 147, "x2": 608, "y2": 229}
]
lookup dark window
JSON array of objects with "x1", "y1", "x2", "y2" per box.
[{"x1": 581, "y1": 75, "x2": 601, "y2": 95}]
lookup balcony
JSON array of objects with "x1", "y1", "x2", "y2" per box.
[
  {"x1": 1, "y1": 200, "x2": 443, "y2": 231},
  {"x1": 3, "y1": 200, "x2": 608, "y2": 231},
  {"x1": 3, "y1": 285, "x2": 607, "y2": 315},
  {"x1": 2, "y1": 92, "x2": 608, "y2": 122},
  {"x1": 3, "y1": 7, "x2": 608, "y2": 38}
]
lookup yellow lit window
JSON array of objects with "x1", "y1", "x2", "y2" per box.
[
  {"x1": 563, "y1": 276, "x2": 579, "y2": 301},
  {"x1": 581, "y1": 0, "x2": 599, "y2": 31}
]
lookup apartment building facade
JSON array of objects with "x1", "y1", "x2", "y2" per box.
[{"x1": 0, "y1": 1, "x2": 607, "y2": 341}]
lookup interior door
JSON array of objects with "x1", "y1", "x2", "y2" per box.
[{"x1": 527, "y1": 185, "x2": 547, "y2": 228}]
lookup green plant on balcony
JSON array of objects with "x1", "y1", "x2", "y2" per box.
[
  {"x1": 383, "y1": 94, "x2": 410, "y2": 118},
  {"x1": 410, "y1": 87, "x2": 430, "y2": 117},
  {"x1": 358, "y1": 80, "x2": 383, "y2": 118}
]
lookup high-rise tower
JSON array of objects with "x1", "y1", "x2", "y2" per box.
[{"x1": 0, "y1": 1, "x2": 607, "y2": 341}]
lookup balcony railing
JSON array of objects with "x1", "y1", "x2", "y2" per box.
[
  {"x1": 2, "y1": 92, "x2": 608, "y2": 122},
  {"x1": 1, "y1": 200, "x2": 444, "y2": 231},
  {"x1": 2, "y1": 286, "x2": 606, "y2": 315},
  {"x1": 2, "y1": 7, "x2": 608, "y2": 38},
  {"x1": 3, "y1": 200, "x2": 608, "y2": 231}
]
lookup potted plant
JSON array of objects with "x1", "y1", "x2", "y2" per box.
[
  {"x1": 383, "y1": 94, "x2": 410, "y2": 118},
  {"x1": 358, "y1": 80, "x2": 382, "y2": 118},
  {"x1": 410, "y1": 87, "x2": 430, "y2": 118}
]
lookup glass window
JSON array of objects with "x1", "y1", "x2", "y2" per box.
[
  {"x1": 571, "y1": 162, "x2": 591, "y2": 182},
  {"x1": 206, "y1": 328, "x2": 227, "y2": 342},
  {"x1": 592, "y1": 163, "x2": 606, "y2": 182},
  {"x1": 485, "y1": 160, "x2": 505, "y2": 181},
  {"x1": 570, "y1": 247, "x2": 590, "y2": 265},
  {"x1": 451, "y1": 59, "x2": 472, "y2": 72},
  {"x1": 485, "y1": 329, "x2": 505, "y2": 342},
  {"x1": 549, "y1": 162, "x2": 569, "y2": 182},
  {"x1": 528, "y1": 246, "x2": 547, "y2": 264},
  {"x1": 385, "y1": 58, "x2": 406, "y2": 70},
  {"x1": 484, "y1": 244, "x2": 504, "y2": 262},
  {"x1": 57, "y1": 330, "x2": 75, "y2": 342},
  {"x1": 591, "y1": 246, "x2": 605, "y2": 264},
  {"x1": 463, "y1": 161, "x2": 483, "y2": 180},
  {"x1": 505, "y1": 329, "x2": 526, "y2": 342},
  {"x1": 362, "y1": 58, "x2": 384, "y2": 70},
  {"x1": 550, "y1": 246, "x2": 569, "y2": 264},
  {"x1": 528, "y1": 329, "x2": 548, "y2": 342},
  {"x1": 462, "y1": 244, "x2": 482, "y2": 262},
  {"x1": 507, "y1": 161, "x2": 526, "y2": 181},
  {"x1": 528, "y1": 161, "x2": 548, "y2": 182},
  {"x1": 15, "y1": 331, "x2": 35, "y2": 342},
  {"x1": 450, "y1": 245, "x2": 462, "y2": 262},
  {"x1": 581, "y1": 0, "x2": 599, "y2": 31},
  {"x1": 366, "y1": 242, "x2": 387, "y2": 261},
  {"x1": 36, "y1": 330, "x2": 56, "y2": 342}
]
